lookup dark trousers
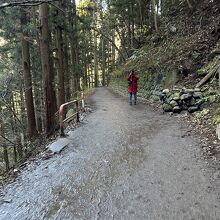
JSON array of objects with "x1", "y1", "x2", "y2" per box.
[{"x1": 129, "y1": 92, "x2": 137, "y2": 104}]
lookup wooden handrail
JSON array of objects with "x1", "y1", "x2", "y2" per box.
[{"x1": 58, "y1": 93, "x2": 85, "y2": 137}]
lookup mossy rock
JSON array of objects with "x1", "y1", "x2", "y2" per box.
[
  {"x1": 163, "y1": 103, "x2": 173, "y2": 112},
  {"x1": 180, "y1": 93, "x2": 192, "y2": 100},
  {"x1": 170, "y1": 100, "x2": 178, "y2": 107},
  {"x1": 193, "y1": 92, "x2": 203, "y2": 98},
  {"x1": 171, "y1": 92, "x2": 181, "y2": 101}
]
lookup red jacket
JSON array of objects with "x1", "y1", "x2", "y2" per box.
[{"x1": 128, "y1": 72, "x2": 139, "y2": 93}]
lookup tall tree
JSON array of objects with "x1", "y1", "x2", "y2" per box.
[
  {"x1": 20, "y1": 8, "x2": 38, "y2": 138},
  {"x1": 152, "y1": 0, "x2": 158, "y2": 32},
  {"x1": 93, "y1": 0, "x2": 99, "y2": 87},
  {"x1": 39, "y1": 3, "x2": 55, "y2": 133},
  {"x1": 55, "y1": 0, "x2": 65, "y2": 107}
]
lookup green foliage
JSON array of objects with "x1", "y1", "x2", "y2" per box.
[{"x1": 193, "y1": 108, "x2": 209, "y2": 124}]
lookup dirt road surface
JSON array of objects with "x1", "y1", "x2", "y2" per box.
[{"x1": 0, "y1": 88, "x2": 220, "y2": 220}]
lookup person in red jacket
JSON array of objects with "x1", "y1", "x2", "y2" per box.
[{"x1": 128, "y1": 70, "x2": 139, "y2": 105}]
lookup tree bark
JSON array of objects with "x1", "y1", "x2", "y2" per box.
[
  {"x1": 39, "y1": 3, "x2": 55, "y2": 134},
  {"x1": 67, "y1": 0, "x2": 80, "y2": 92},
  {"x1": 94, "y1": 31, "x2": 98, "y2": 87},
  {"x1": 93, "y1": 0, "x2": 98, "y2": 87},
  {"x1": 3, "y1": 145, "x2": 10, "y2": 172},
  {"x1": 152, "y1": 0, "x2": 158, "y2": 32},
  {"x1": 55, "y1": 0, "x2": 65, "y2": 107},
  {"x1": 101, "y1": 38, "x2": 106, "y2": 86},
  {"x1": 20, "y1": 8, "x2": 38, "y2": 138},
  {"x1": 111, "y1": 31, "x2": 116, "y2": 69},
  {"x1": 64, "y1": 31, "x2": 71, "y2": 101}
]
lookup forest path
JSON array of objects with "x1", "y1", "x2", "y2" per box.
[{"x1": 0, "y1": 87, "x2": 220, "y2": 220}]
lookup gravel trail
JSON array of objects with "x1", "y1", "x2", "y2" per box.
[{"x1": 0, "y1": 87, "x2": 220, "y2": 220}]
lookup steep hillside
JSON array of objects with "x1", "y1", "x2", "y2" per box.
[
  {"x1": 110, "y1": 0, "x2": 220, "y2": 163},
  {"x1": 111, "y1": 0, "x2": 220, "y2": 92}
]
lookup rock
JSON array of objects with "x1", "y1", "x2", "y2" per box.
[
  {"x1": 162, "y1": 89, "x2": 170, "y2": 94},
  {"x1": 216, "y1": 124, "x2": 220, "y2": 140},
  {"x1": 182, "y1": 105, "x2": 189, "y2": 111},
  {"x1": 171, "y1": 92, "x2": 181, "y2": 101},
  {"x1": 183, "y1": 88, "x2": 194, "y2": 94},
  {"x1": 194, "y1": 88, "x2": 201, "y2": 92},
  {"x1": 47, "y1": 138, "x2": 71, "y2": 154},
  {"x1": 173, "y1": 106, "x2": 181, "y2": 113},
  {"x1": 188, "y1": 106, "x2": 199, "y2": 113},
  {"x1": 200, "y1": 101, "x2": 209, "y2": 109},
  {"x1": 13, "y1": 169, "x2": 19, "y2": 174},
  {"x1": 183, "y1": 100, "x2": 190, "y2": 107},
  {"x1": 0, "y1": 199, "x2": 12, "y2": 205},
  {"x1": 180, "y1": 93, "x2": 192, "y2": 100},
  {"x1": 163, "y1": 103, "x2": 173, "y2": 112},
  {"x1": 159, "y1": 93, "x2": 166, "y2": 102},
  {"x1": 191, "y1": 97, "x2": 197, "y2": 106},
  {"x1": 166, "y1": 92, "x2": 172, "y2": 98},
  {"x1": 193, "y1": 92, "x2": 203, "y2": 99},
  {"x1": 170, "y1": 100, "x2": 178, "y2": 107},
  {"x1": 177, "y1": 99, "x2": 183, "y2": 106}
]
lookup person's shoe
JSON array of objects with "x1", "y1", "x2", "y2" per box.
[
  {"x1": 134, "y1": 102, "x2": 136, "y2": 105},
  {"x1": 129, "y1": 102, "x2": 132, "y2": 105}
]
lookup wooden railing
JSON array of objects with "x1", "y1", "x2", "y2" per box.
[{"x1": 58, "y1": 92, "x2": 85, "y2": 137}]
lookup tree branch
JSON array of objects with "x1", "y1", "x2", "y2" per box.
[
  {"x1": 0, "y1": 0, "x2": 57, "y2": 9},
  {"x1": 0, "y1": 134, "x2": 16, "y2": 146}
]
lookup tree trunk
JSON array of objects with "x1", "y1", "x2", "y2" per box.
[
  {"x1": 19, "y1": 87, "x2": 26, "y2": 128},
  {"x1": 39, "y1": 3, "x2": 55, "y2": 134},
  {"x1": 64, "y1": 31, "x2": 70, "y2": 101},
  {"x1": 152, "y1": 0, "x2": 158, "y2": 32},
  {"x1": 20, "y1": 8, "x2": 37, "y2": 138},
  {"x1": 3, "y1": 145, "x2": 10, "y2": 172},
  {"x1": 32, "y1": 6, "x2": 43, "y2": 133},
  {"x1": 94, "y1": 31, "x2": 98, "y2": 87},
  {"x1": 196, "y1": 62, "x2": 220, "y2": 88},
  {"x1": 55, "y1": 0, "x2": 65, "y2": 107},
  {"x1": 93, "y1": 0, "x2": 98, "y2": 87},
  {"x1": 101, "y1": 38, "x2": 106, "y2": 86},
  {"x1": 84, "y1": 61, "x2": 88, "y2": 88},
  {"x1": 67, "y1": 0, "x2": 80, "y2": 92},
  {"x1": 111, "y1": 31, "x2": 116, "y2": 69}
]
